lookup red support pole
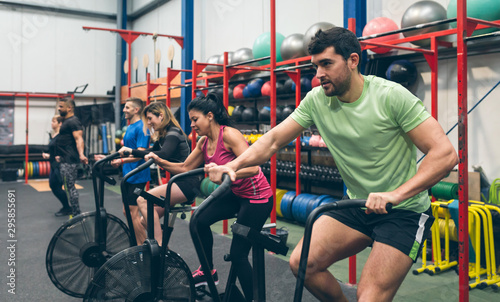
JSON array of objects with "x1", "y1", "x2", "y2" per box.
[
  {"x1": 429, "y1": 37, "x2": 438, "y2": 119},
  {"x1": 269, "y1": 0, "x2": 277, "y2": 235},
  {"x1": 295, "y1": 67, "x2": 302, "y2": 196},
  {"x1": 348, "y1": 256, "x2": 357, "y2": 286},
  {"x1": 347, "y1": 18, "x2": 357, "y2": 286},
  {"x1": 25, "y1": 93, "x2": 29, "y2": 184},
  {"x1": 457, "y1": 0, "x2": 469, "y2": 301},
  {"x1": 128, "y1": 41, "x2": 132, "y2": 97},
  {"x1": 222, "y1": 52, "x2": 229, "y2": 235}
]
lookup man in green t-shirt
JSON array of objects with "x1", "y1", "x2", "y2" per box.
[{"x1": 206, "y1": 27, "x2": 457, "y2": 301}]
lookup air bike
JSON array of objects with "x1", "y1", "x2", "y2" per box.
[
  {"x1": 84, "y1": 165, "x2": 289, "y2": 301},
  {"x1": 46, "y1": 152, "x2": 139, "y2": 298},
  {"x1": 293, "y1": 199, "x2": 392, "y2": 302}
]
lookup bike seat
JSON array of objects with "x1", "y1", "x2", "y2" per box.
[{"x1": 230, "y1": 222, "x2": 289, "y2": 256}]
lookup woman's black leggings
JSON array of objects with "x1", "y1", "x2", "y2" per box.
[
  {"x1": 196, "y1": 191, "x2": 273, "y2": 301},
  {"x1": 49, "y1": 166, "x2": 69, "y2": 209}
]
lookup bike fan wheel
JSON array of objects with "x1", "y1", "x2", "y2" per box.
[
  {"x1": 84, "y1": 246, "x2": 196, "y2": 301},
  {"x1": 46, "y1": 212, "x2": 131, "y2": 298}
]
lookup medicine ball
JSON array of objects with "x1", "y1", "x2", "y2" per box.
[
  {"x1": 276, "y1": 80, "x2": 286, "y2": 95},
  {"x1": 385, "y1": 60, "x2": 418, "y2": 89},
  {"x1": 241, "y1": 107, "x2": 258, "y2": 122},
  {"x1": 281, "y1": 105, "x2": 295, "y2": 120},
  {"x1": 261, "y1": 81, "x2": 271, "y2": 96},
  {"x1": 247, "y1": 78, "x2": 264, "y2": 97},
  {"x1": 259, "y1": 106, "x2": 271, "y2": 122},
  {"x1": 232, "y1": 105, "x2": 245, "y2": 121},
  {"x1": 233, "y1": 84, "x2": 245, "y2": 99},
  {"x1": 242, "y1": 85, "x2": 252, "y2": 98},
  {"x1": 276, "y1": 106, "x2": 285, "y2": 121},
  {"x1": 311, "y1": 76, "x2": 320, "y2": 88},
  {"x1": 284, "y1": 78, "x2": 295, "y2": 94}
]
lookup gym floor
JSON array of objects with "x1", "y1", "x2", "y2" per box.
[{"x1": 0, "y1": 178, "x2": 497, "y2": 301}]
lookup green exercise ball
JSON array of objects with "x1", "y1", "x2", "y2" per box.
[
  {"x1": 252, "y1": 32, "x2": 285, "y2": 65},
  {"x1": 447, "y1": 0, "x2": 500, "y2": 36}
]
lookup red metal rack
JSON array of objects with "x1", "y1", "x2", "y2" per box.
[{"x1": 0, "y1": 92, "x2": 73, "y2": 184}]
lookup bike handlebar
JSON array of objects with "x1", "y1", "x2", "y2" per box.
[{"x1": 293, "y1": 199, "x2": 392, "y2": 302}]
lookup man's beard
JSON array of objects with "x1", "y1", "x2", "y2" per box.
[{"x1": 59, "y1": 110, "x2": 67, "y2": 117}]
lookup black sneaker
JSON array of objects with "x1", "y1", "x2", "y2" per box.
[
  {"x1": 192, "y1": 266, "x2": 219, "y2": 287},
  {"x1": 54, "y1": 207, "x2": 72, "y2": 217}
]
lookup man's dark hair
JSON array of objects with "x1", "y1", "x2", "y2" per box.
[
  {"x1": 60, "y1": 97, "x2": 75, "y2": 109},
  {"x1": 308, "y1": 27, "x2": 362, "y2": 71}
]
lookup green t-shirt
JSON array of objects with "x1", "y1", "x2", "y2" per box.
[{"x1": 291, "y1": 75, "x2": 431, "y2": 213}]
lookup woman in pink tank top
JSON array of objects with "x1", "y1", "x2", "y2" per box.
[{"x1": 145, "y1": 93, "x2": 272, "y2": 301}]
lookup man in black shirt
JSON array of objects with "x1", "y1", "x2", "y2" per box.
[{"x1": 56, "y1": 98, "x2": 88, "y2": 217}]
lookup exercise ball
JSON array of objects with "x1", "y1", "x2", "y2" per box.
[
  {"x1": 228, "y1": 86, "x2": 234, "y2": 99},
  {"x1": 247, "y1": 78, "x2": 264, "y2": 97},
  {"x1": 386, "y1": 60, "x2": 418, "y2": 89},
  {"x1": 242, "y1": 85, "x2": 252, "y2": 98},
  {"x1": 204, "y1": 54, "x2": 220, "y2": 72},
  {"x1": 292, "y1": 77, "x2": 312, "y2": 92},
  {"x1": 241, "y1": 107, "x2": 258, "y2": 122},
  {"x1": 228, "y1": 105, "x2": 235, "y2": 116},
  {"x1": 276, "y1": 106, "x2": 284, "y2": 121},
  {"x1": 210, "y1": 87, "x2": 223, "y2": 99},
  {"x1": 401, "y1": 1, "x2": 448, "y2": 47},
  {"x1": 303, "y1": 22, "x2": 336, "y2": 55},
  {"x1": 300, "y1": 76, "x2": 312, "y2": 92},
  {"x1": 261, "y1": 81, "x2": 271, "y2": 96},
  {"x1": 281, "y1": 105, "x2": 295, "y2": 120},
  {"x1": 232, "y1": 105, "x2": 245, "y2": 121},
  {"x1": 233, "y1": 84, "x2": 245, "y2": 99},
  {"x1": 259, "y1": 106, "x2": 271, "y2": 122},
  {"x1": 232, "y1": 47, "x2": 256, "y2": 65},
  {"x1": 283, "y1": 78, "x2": 295, "y2": 93},
  {"x1": 447, "y1": 0, "x2": 500, "y2": 36},
  {"x1": 280, "y1": 33, "x2": 307, "y2": 61},
  {"x1": 311, "y1": 76, "x2": 320, "y2": 88},
  {"x1": 276, "y1": 80, "x2": 286, "y2": 94},
  {"x1": 362, "y1": 17, "x2": 400, "y2": 54},
  {"x1": 253, "y1": 32, "x2": 286, "y2": 65},
  {"x1": 217, "y1": 52, "x2": 234, "y2": 71}
]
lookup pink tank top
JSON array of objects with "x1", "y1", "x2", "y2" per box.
[{"x1": 203, "y1": 126, "x2": 272, "y2": 199}]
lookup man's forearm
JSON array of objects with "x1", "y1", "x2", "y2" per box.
[{"x1": 76, "y1": 138, "x2": 85, "y2": 157}]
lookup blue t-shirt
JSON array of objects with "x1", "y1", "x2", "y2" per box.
[{"x1": 123, "y1": 120, "x2": 151, "y2": 184}]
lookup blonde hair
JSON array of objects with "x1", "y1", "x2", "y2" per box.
[
  {"x1": 142, "y1": 102, "x2": 185, "y2": 142},
  {"x1": 51, "y1": 115, "x2": 63, "y2": 136}
]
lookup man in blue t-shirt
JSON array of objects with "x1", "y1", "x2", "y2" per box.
[
  {"x1": 208, "y1": 27, "x2": 458, "y2": 301},
  {"x1": 109, "y1": 97, "x2": 150, "y2": 244}
]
